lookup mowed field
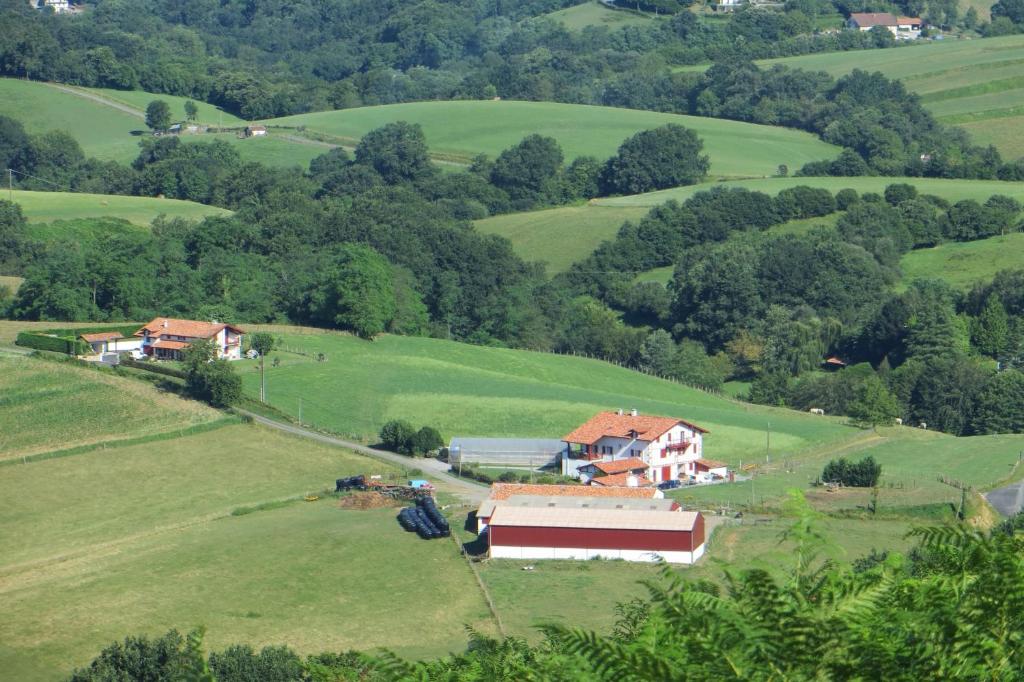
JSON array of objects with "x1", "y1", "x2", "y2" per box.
[
  {"x1": 474, "y1": 204, "x2": 649, "y2": 273},
  {"x1": 487, "y1": 176, "x2": 1024, "y2": 270},
  {"x1": 0, "y1": 354, "x2": 497, "y2": 679},
  {"x1": 0, "y1": 79, "x2": 326, "y2": 168},
  {"x1": 0, "y1": 354, "x2": 220, "y2": 460},
  {"x1": 543, "y1": 1, "x2": 660, "y2": 30},
  {"x1": 237, "y1": 329, "x2": 857, "y2": 461},
  {"x1": 595, "y1": 176, "x2": 1024, "y2": 207},
  {"x1": 900, "y1": 232, "x2": 1024, "y2": 290},
  {"x1": 6, "y1": 190, "x2": 228, "y2": 225},
  {"x1": 263, "y1": 100, "x2": 840, "y2": 178},
  {"x1": 748, "y1": 35, "x2": 1024, "y2": 159}
]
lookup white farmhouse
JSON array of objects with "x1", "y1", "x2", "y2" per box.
[
  {"x1": 562, "y1": 410, "x2": 726, "y2": 485},
  {"x1": 847, "y1": 12, "x2": 922, "y2": 39},
  {"x1": 135, "y1": 317, "x2": 245, "y2": 360}
]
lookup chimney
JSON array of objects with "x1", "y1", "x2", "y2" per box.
[
  {"x1": 616, "y1": 408, "x2": 624, "y2": 416},
  {"x1": 162, "y1": 320, "x2": 168, "y2": 328},
  {"x1": 630, "y1": 408, "x2": 638, "y2": 417},
  {"x1": 626, "y1": 474, "x2": 638, "y2": 487}
]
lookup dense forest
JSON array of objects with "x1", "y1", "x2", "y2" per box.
[
  {"x1": 2, "y1": 0, "x2": 1023, "y2": 177},
  {"x1": 67, "y1": 501, "x2": 1024, "y2": 680}
]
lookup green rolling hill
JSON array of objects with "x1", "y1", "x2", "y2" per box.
[{"x1": 262, "y1": 100, "x2": 841, "y2": 178}]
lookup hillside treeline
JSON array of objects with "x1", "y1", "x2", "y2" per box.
[
  {"x1": 3, "y1": 114, "x2": 1024, "y2": 435},
  {"x1": 1, "y1": 0, "x2": 1020, "y2": 178},
  {"x1": 67, "y1": 504, "x2": 1024, "y2": 681}
]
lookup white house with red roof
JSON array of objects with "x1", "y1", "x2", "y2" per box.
[
  {"x1": 135, "y1": 317, "x2": 245, "y2": 361},
  {"x1": 562, "y1": 410, "x2": 724, "y2": 485},
  {"x1": 847, "y1": 12, "x2": 922, "y2": 39}
]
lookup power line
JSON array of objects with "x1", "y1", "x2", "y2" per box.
[{"x1": 6, "y1": 167, "x2": 73, "y2": 192}]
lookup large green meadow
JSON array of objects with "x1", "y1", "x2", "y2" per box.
[
  {"x1": 739, "y1": 35, "x2": 1024, "y2": 158},
  {"x1": 239, "y1": 330, "x2": 857, "y2": 461},
  {"x1": 7, "y1": 190, "x2": 229, "y2": 225},
  {"x1": 595, "y1": 175, "x2": 1024, "y2": 208},
  {"x1": 480, "y1": 176, "x2": 1024, "y2": 271},
  {"x1": 474, "y1": 204, "x2": 648, "y2": 273},
  {"x1": 263, "y1": 100, "x2": 840, "y2": 178}
]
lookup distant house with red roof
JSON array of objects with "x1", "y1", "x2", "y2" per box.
[
  {"x1": 135, "y1": 318, "x2": 245, "y2": 361},
  {"x1": 847, "y1": 12, "x2": 922, "y2": 39},
  {"x1": 562, "y1": 409, "x2": 718, "y2": 485}
]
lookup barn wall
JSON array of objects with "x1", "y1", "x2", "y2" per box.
[
  {"x1": 488, "y1": 525, "x2": 694, "y2": 552},
  {"x1": 489, "y1": 545, "x2": 697, "y2": 564}
]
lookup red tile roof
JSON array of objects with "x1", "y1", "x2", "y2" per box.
[
  {"x1": 136, "y1": 318, "x2": 244, "y2": 340},
  {"x1": 80, "y1": 332, "x2": 123, "y2": 342},
  {"x1": 593, "y1": 458, "x2": 648, "y2": 475},
  {"x1": 152, "y1": 339, "x2": 191, "y2": 350},
  {"x1": 488, "y1": 482, "x2": 660, "y2": 501},
  {"x1": 563, "y1": 411, "x2": 708, "y2": 445},
  {"x1": 695, "y1": 458, "x2": 727, "y2": 469},
  {"x1": 590, "y1": 472, "x2": 655, "y2": 488},
  {"x1": 849, "y1": 12, "x2": 897, "y2": 26}
]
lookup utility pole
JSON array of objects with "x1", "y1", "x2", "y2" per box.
[
  {"x1": 766, "y1": 421, "x2": 771, "y2": 462},
  {"x1": 298, "y1": 397, "x2": 302, "y2": 425},
  {"x1": 8, "y1": 168, "x2": 12, "y2": 202}
]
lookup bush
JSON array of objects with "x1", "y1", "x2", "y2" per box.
[
  {"x1": 821, "y1": 455, "x2": 882, "y2": 487},
  {"x1": 380, "y1": 419, "x2": 416, "y2": 453},
  {"x1": 411, "y1": 426, "x2": 444, "y2": 455},
  {"x1": 187, "y1": 360, "x2": 242, "y2": 408},
  {"x1": 16, "y1": 331, "x2": 90, "y2": 355},
  {"x1": 835, "y1": 188, "x2": 860, "y2": 210}
]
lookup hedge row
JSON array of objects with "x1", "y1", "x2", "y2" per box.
[
  {"x1": 121, "y1": 358, "x2": 187, "y2": 379},
  {"x1": 15, "y1": 332, "x2": 91, "y2": 355}
]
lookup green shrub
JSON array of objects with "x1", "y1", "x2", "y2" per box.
[
  {"x1": 821, "y1": 455, "x2": 882, "y2": 487},
  {"x1": 16, "y1": 331, "x2": 91, "y2": 355}
]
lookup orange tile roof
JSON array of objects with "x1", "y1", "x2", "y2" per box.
[
  {"x1": 488, "y1": 482, "x2": 660, "y2": 501},
  {"x1": 696, "y1": 458, "x2": 727, "y2": 469},
  {"x1": 136, "y1": 317, "x2": 244, "y2": 340},
  {"x1": 593, "y1": 458, "x2": 648, "y2": 475},
  {"x1": 80, "y1": 332, "x2": 123, "y2": 342},
  {"x1": 590, "y1": 472, "x2": 655, "y2": 488},
  {"x1": 151, "y1": 339, "x2": 191, "y2": 350},
  {"x1": 563, "y1": 411, "x2": 708, "y2": 445}
]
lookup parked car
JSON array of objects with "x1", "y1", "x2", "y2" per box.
[{"x1": 658, "y1": 479, "x2": 682, "y2": 490}]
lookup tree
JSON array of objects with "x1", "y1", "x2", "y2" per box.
[
  {"x1": 379, "y1": 419, "x2": 416, "y2": 453},
  {"x1": 822, "y1": 455, "x2": 882, "y2": 486},
  {"x1": 847, "y1": 375, "x2": 900, "y2": 429},
  {"x1": 145, "y1": 100, "x2": 172, "y2": 131},
  {"x1": 991, "y1": 0, "x2": 1024, "y2": 24},
  {"x1": 184, "y1": 100, "x2": 198, "y2": 122},
  {"x1": 305, "y1": 244, "x2": 396, "y2": 339},
  {"x1": 250, "y1": 332, "x2": 276, "y2": 403},
  {"x1": 973, "y1": 370, "x2": 1024, "y2": 434},
  {"x1": 182, "y1": 339, "x2": 242, "y2": 408},
  {"x1": 489, "y1": 134, "x2": 564, "y2": 205},
  {"x1": 411, "y1": 426, "x2": 444, "y2": 455},
  {"x1": 354, "y1": 121, "x2": 433, "y2": 184},
  {"x1": 639, "y1": 329, "x2": 676, "y2": 376},
  {"x1": 600, "y1": 124, "x2": 709, "y2": 195},
  {"x1": 972, "y1": 294, "x2": 1010, "y2": 357}
]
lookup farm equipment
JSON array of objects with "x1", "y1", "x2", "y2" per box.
[
  {"x1": 337, "y1": 474, "x2": 434, "y2": 501},
  {"x1": 397, "y1": 495, "x2": 451, "y2": 540},
  {"x1": 335, "y1": 475, "x2": 367, "y2": 492}
]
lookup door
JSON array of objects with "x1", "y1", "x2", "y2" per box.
[{"x1": 662, "y1": 466, "x2": 672, "y2": 481}]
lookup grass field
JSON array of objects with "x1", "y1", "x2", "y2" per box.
[
  {"x1": 900, "y1": 232, "x2": 1024, "y2": 290},
  {"x1": 595, "y1": 176, "x2": 1024, "y2": 207},
  {"x1": 0, "y1": 79, "x2": 145, "y2": 162},
  {"x1": 0, "y1": 78, "x2": 326, "y2": 168},
  {"x1": 6, "y1": 190, "x2": 229, "y2": 225},
  {"x1": 263, "y1": 101, "x2": 840, "y2": 178},
  {"x1": 0, "y1": 354, "x2": 220, "y2": 460},
  {"x1": 543, "y1": 1, "x2": 660, "y2": 29},
  {"x1": 474, "y1": 204, "x2": 648, "y2": 272},
  {"x1": 237, "y1": 330, "x2": 858, "y2": 462},
  {"x1": 743, "y1": 35, "x2": 1024, "y2": 158},
  {"x1": 23, "y1": 217, "x2": 145, "y2": 243},
  {"x1": 86, "y1": 87, "x2": 245, "y2": 127}
]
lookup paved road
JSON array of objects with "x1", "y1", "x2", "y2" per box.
[
  {"x1": 235, "y1": 408, "x2": 488, "y2": 504},
  {"x1": 986, "y1": 481, "x2": 1024, "y2": 517}
]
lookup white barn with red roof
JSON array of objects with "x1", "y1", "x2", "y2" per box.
[
  {"x1": 562, "y1": 409, "x2": 717, "y2": 485},
  {"x1": 136, "y1": 317, "x2": 245, "y2": 361},
  {"x1": 847, "y1": 12, "x2": 922, "y2": 39}
]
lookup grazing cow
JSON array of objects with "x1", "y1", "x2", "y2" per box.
[
  {"x1": 809, "y1": 408, "x2": 825, "y2": 415},
  {"x1": 919, "y1": 422, "x2": 927, "y2": 430},
  {"x1": 895, "y1": 417, "x2": 903, "y2": 425}
]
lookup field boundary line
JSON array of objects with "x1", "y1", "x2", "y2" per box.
[
  {"x1": 0, "y1": 417, "x2": 241, "y2": 468},
  {"x1": 41, "y1": 81, "x2": 145, "y2": 119},
  {"x1": 451, "y1": 533, "x2": 506, "y2": 638}
]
